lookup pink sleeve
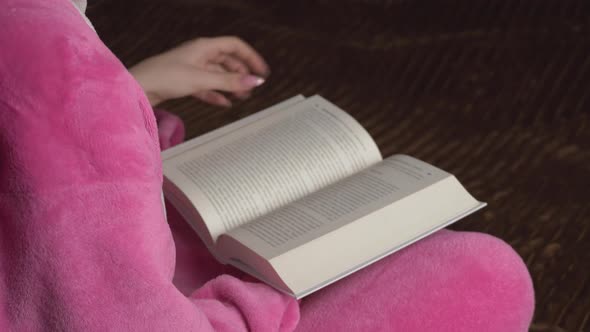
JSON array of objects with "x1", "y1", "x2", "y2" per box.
[{"x1": 0, "y1": 0, "x2": 299, "y2": 331}]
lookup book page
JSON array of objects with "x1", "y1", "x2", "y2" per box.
[
  {"x1": 220, "y1": 155, "x2": 485, "y2": 297},
  {"x1": 163, "y1": 95, "x2": 382, "y2": 241},
  {"x1": 162, "y1": 96, "x2": 305, "y2": 249},
  {"x1": 161, "y1": 95, "x2": 305, "y2": 161},
  {"x1": 224, "y1": 155, "x2": 478, "y2": 258}
]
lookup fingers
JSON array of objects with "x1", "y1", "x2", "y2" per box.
[
  {"x1": 218, "y1": 54, "x2": 248, "y2": 74},
  {"x1": 204, "y1": 63, "x2": 226, "y2": 73},
  {"x1": 173, "y1": 36, "x2": 270, "y2": 105},
  {"x1": 192, "y1": 69, "x2": 265, "y2": 93},
  {"x1": 217, "y1": 55, "x2": 251, "y2": 99},
  {"x1": 204, "y1": 61, "x2": 252, "y2": 100},
  {"x1": 199, "y1": 36, "x2": 270, "y2": 77},
  {"x1": 194, "y1": 91, "x2": 232, "y2": 107},
  {"x1": 189, "y1": 69, "x2": 262, "y2": 107}
]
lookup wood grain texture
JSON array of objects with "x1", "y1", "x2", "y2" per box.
[{"x1": 87, "y1": 1, "x2": 590, "y2": 330}]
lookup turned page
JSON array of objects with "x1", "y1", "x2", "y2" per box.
[{"x1": 163, "y1": 95, "x2": 382, "y2": 241}]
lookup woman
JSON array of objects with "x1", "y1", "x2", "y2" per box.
[{"x1": 0, "y1": 0, "x2": 534, "y2": 330}]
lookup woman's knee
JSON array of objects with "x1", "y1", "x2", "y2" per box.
[
  {"x1": 298, "y1": 229, "x2": 535, "y2": 332},
  {"x1": 414, "y1": 229, "x2": 535, "y2": 331}
]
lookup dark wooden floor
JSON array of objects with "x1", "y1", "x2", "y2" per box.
[{"x1": 88, "y1": 1, "x2": 590, "y2": 330}]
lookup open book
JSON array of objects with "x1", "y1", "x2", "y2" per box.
[{"x1": 161, "y1": 95, "x2": 486, "y2": 299}]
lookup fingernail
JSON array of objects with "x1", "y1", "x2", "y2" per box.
[{"x1": 241, "y1": 75, "x2": 265, "y2": 88}]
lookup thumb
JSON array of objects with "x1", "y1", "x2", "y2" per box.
[{"x1": 191, "y1": 70, "x2": 265, "y2": 93}]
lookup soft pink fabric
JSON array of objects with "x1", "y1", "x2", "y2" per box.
[
  {"x1": 154, "y1": 110, "x2": 185, "y2": 151},
  {"x1": 0, "y1": 1, "x2": 297, "y2": 331},
  {"x1": 0, "y1": 1, "x2": 534, "y2": 331}
]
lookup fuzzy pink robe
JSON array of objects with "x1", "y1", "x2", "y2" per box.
[{"x1": 0, "y1": 0, "x2": 535, "y2": 330}]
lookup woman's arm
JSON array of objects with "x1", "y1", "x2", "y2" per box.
[{"x1": 0, "y1": 1, "x2": 298, "y2": 331}]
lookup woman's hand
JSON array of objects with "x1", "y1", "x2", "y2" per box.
[{"x1": 129, "y1": 36, "x2": 270, "y2": 107}]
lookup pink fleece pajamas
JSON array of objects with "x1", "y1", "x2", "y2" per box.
[{"x1": 0, "y1": 0, "x2": 534, "y2": 330}]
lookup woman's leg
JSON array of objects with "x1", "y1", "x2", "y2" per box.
[{"x1": 296, "y1": 229, "x2": 534, "y2": 332}]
